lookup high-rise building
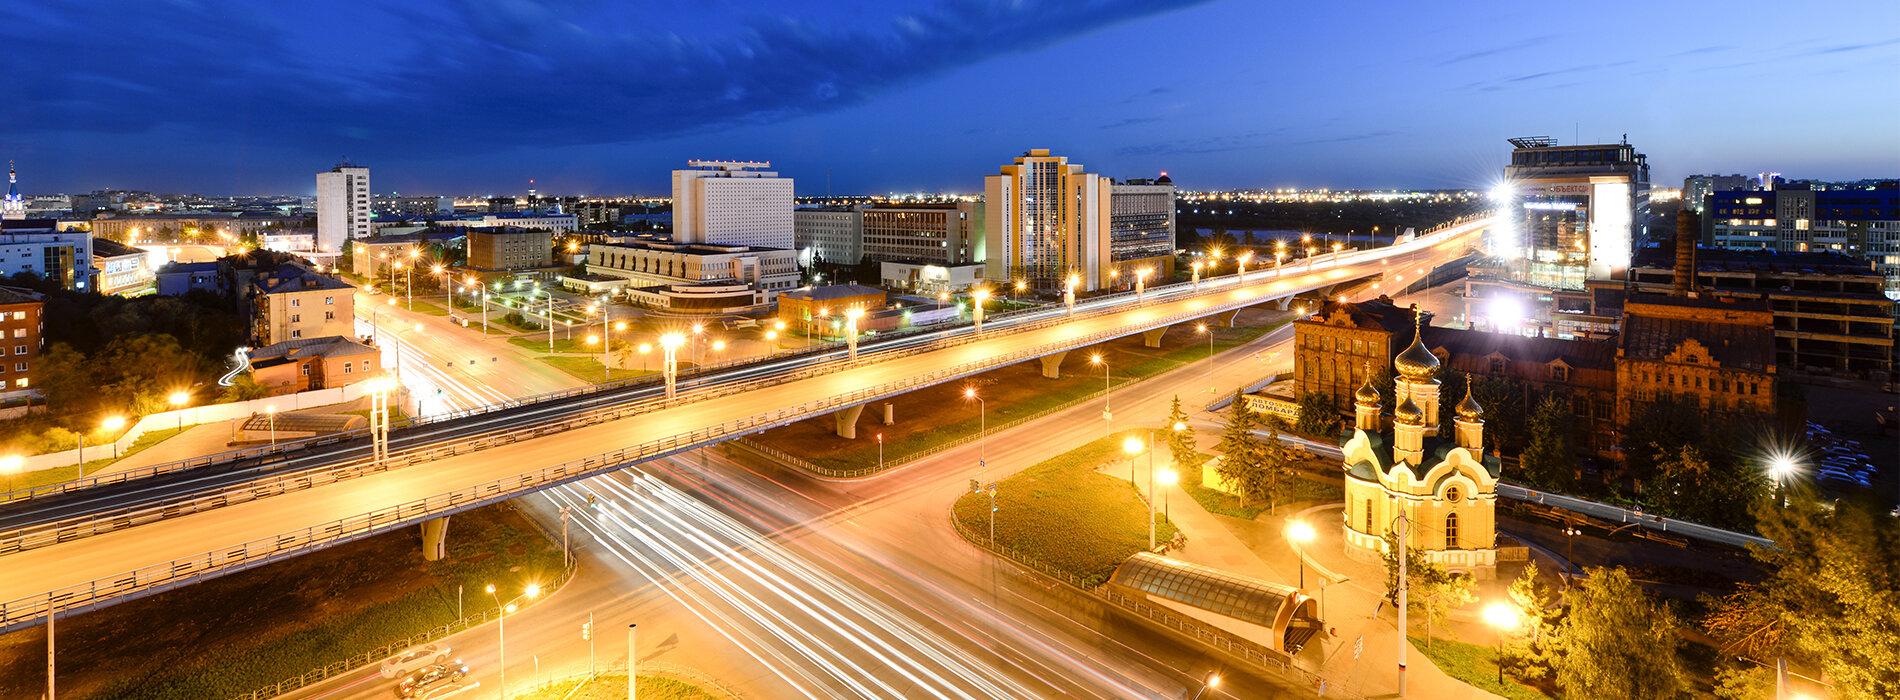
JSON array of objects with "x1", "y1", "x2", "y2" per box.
[
  {"x1": 1107, "y1": 175, "x2": 1177, "y2": 283},
  {"x1": 792, "y1": 207, "x2": 863, "y2": 265},
  {"x1": 3, "y1": 162, "x2": 26, "y2": 220},
  {"x1": 1706, "y1": 182, "x2": 1900, "y2": 298},
  {"x1": 1495, "y1": 137, "x2": 1649, "y2": 289},
  {"x1": 984, "y1": 149, "x2": 1111, "y2": 291},
  {"x1": 671, "y1": 160, "x2": 794, "y2": 250},
  {"x1": 316, "y1": 163, "x2": 371, "y2": 253},
  {"x1": 794, "y1": 201, "x2": 984, "y2": 268},
  {"x1": 1682, "y1": 174, "x2": 1756, "y2": 214},
  {"x1": 0, "y1": 220, "x2": 92, "y2": 290}
]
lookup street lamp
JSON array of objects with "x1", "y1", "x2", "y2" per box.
[
  {"x1": 971, "y1": 288, "x2": 991, "y2": 332},
  {"x1": 1768, "y1": 453, "x2": 1799, "y2": 508},
  {"x1": 101, "y1": 415, "x2": 126, "y2": 460},
  {"x1": 1190, "y1": 260, "x2": 1203, "y2": 289},
  {"x1": 1235, "y1": 250, "x2": 1253, "y2": 282},
  {"x1": 1156, "y1": 467, "x2": 1178, "y2": 522},
  {"x1": 486, "y1": 582, "x2": 542, "y2": 700},
  {"x1": 843, "y1": 306, "x2": 864, "y2": 360},
  {"x1": 1064, "y1": 274, "x2": 1079, "y2": 315},
  {"x1": 1191, "y1": 672, "x2": 1221, "y2": 700},
  {"x1": 1195, "y1": 322, "x2": 1216, "y2": 394},
  {"x1": 1286, "y1": 519, "x2": 1316, "y2": 588},
  {"x1": 1135, "y1": 267, "x2": 1152, "y2": 301},
  {"x1": 1481, "y1": 601, "x2": 1522, "y2": 685},
  {"x1": 659, "y1": 332, "x2": 685, "y2": 398},
  {"x1": 263, "y1": 405, "x2": 278, "y2": 446},
  {"x1": 1090, "y1": 353, "x2": 1112, "y2": 436},
  {"x1": 964, "y1": 386, "x2": 986, "y2": 473},
  {"x1": 168, "y1": 390, "x2": 191, "y2": 431},
  {"x1": 0, "y1": 454, "x2": 21, "y2": 494}
]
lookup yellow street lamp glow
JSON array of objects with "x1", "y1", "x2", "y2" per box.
[
  {"x1": 484, "y1": 583, "x2": 497, "y2": 594},
  {"x1": 101, "y1": 415, "x2": 127, "y2": 432},
  {"x1": 1014, "y1": 280, "x2": 1026, "y2": 291},
  {"x1": 585, "y1": 334, "x2": 600, "y2": 346},
  {"x1": 168, "y1": 391, "x2": 191, "y2": 408},
  {"x1": 710, "y1": 339, "x2": 727, "y2": 352},
  {"x1": 764, "y1": 330, "x2": 778, "y2": 341},
  {"x1": 843, "y1": 306, "x2": 864, "y2": 320},
  {"x1": 1209, "y1": 246, "x2": 1223, "y2": 259},
  {"x1": 0, "y1": 454, "x2": 22, "y2": 476},
  {"x1": 971, "y1": 288, "x2": 991, "y2": 302},
  {"x1": 432, "y1": 264, "x2": 444, "y2": 274},
  {"x1": 691, "y1": 323, "x2": 704, "y2": 335},
  {"x1": 1089, "y1": 352, "x2": 1104, "y2": 365},
  {"x1": 1195, "y1": 322, "x2": 1208, "y2": 333},
  {"x1": 1173, "y1": 421, "x2": 1187, "y2": 432},
  {"x1": 773, "y1": 320, "x2": 787, "y2": 331},
  {"x1": 962, "y1": 386, "x2": 977, "y2": 399},
  {"x1": 1481, "y1": 601, "x2": 1521, "y2": 631},
  {"x1": 1207, "y1": 674, "x2": 1221, "y2": 689},
  {"x1": 659, "y1": 332, "x2": 685, "y2": 350},
  {"x1": 1121, "y1": 435, "x2": 1143, "y2": 456},
  {"x1": 523, "y1": 582, "x2": 542, "y2": 598},
  {"x1": 637, "y1": 342, "x2": 652, "y2": 354},
  {"x1": 613, "y1": 321, "x2": 628, "y2": 332},
  {"x1": 1286, "y1": 519, "x2": 1317, "y2": 543},
  {"x1": 1156, "y1": 468, "x2": 1179, "y2": 487}
]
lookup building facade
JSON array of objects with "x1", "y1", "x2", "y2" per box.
[
  {"x1": 863, "y1": 202, "x2": 981, "y2": 265},
  {"x1": 777, "y1": 284, "x2": 887, "y2": 337},
  {"x1": 250, "y1": 264, "x2": 355, "y2": 345},
  {"x1": 1107, "y1": 176, "x2": 1177, "y2": 282},
  {"x1": 672, "y1": 160, "x2": 794, "y2": 250},
  {"x1": 1614, "y1": 294, "x2": 1779, "y2": 424},
  {"x1": 984, "y1": 149, "x2": 1112, "y2": 291},
  {"x1": 91, "y1": 237, "x2": 154, "y2": 296},
  {"x1": 584, "y1": 239, "x2": 800, "y2": 308},
  {"x1": 316, "y1": 163, "x2": 371, "y2": 253},
  {"x1": 1682, "y1": 174, "x2": 1757, "y2": 215},
  {"x1": 1339, "y1": 311, "x2": 1501, "y2": 576},
  {"x1": 0, "y1": 220, "x2": 93, "y2": 291},
  {"x1": 248, "y1": 336, "x2": 382, "y2": 395},
  {"x1": 1706, "y1": 184, "x2": 1900, "y2": 297},
  {"x1": 370, "y1": 194, "x2": 453, "y2": 219},
  {"x1": 89, "y1": 214, "x2": 301, "y2": 243},
  {"x1": 793, "y1": 207, "x2": 863, "y2": 265},
  {"x1": 0, "y1": 287, "x2": 44, "y2": 398},
  {"x1": 1495, "y1": 137, "x2": 1650, "y2": 289},
  {"x1": 466, "y1": 227, "x2": 555, "y2": 271},
  {"x1": 437, "y1": 212, "x2": 579, "y2": 232}
]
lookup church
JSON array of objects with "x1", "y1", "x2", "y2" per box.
[{"x1": 1338, "y1": 306, "x2": 1501, "y2": 577}]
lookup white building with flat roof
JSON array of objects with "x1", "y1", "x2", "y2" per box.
[
  {"x1": 672, "y1": 160, "x2": 794, "y2": 250},
  {"x1": 316, "y1": 163, "x2": 370, "y2": 253}
]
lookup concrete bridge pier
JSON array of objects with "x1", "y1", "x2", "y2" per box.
[
  {"x1": 1141, "y1": 327, "x2": 1169, "y2": 349},
  {"x1": 833, "y1": 404, "x2": 866, "y2": 439},
  {"x1": 882, "y1": 402, "x2": 895, "y2": 425},
  {"x1": 1038, "y1": 350, "x2": 1069, "y2": 379},
  {"x1": 1274, "y1": 296, "x2": 1292, "y2": 312},
  {"x1": 421, "y1": 516, "x2": 450, "y2": 561}
]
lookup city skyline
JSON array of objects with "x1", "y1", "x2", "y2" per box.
[{"x1": 5, "y1": 1, "x2": 1898, "y2": 196}]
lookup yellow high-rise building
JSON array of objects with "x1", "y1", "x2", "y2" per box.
[{"x1": 983, "y1": 149, "x2": 1111, "y2": 291}]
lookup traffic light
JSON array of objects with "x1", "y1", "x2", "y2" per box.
[{"x1": 581, "y1": 621, "x2": 592, "y2": 641}]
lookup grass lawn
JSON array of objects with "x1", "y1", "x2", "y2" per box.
[
  {"x1": 952, "y1": 434, "x2": 1179, "y2": 587},
  {"x1": 537, "y1": 355, "x2": 656, "y2": 384},
  {"x1": 0, "y1": 504, "x2": 563, "y2": 700},
  {"x1": 1186, "y1": 483, "x2": 1269, "y2": 520},
  {"x1": 4, "y1": 426, "x2": 188, "y2": 494},
  {"x1": 1407, "y1": 635, "x2": 1552, "y2": 700},
  {"x1": 406, "y1": 299, "x2": 451, "y2": 317},
  {"x1": 508, "y1": 336, "x2": 598, "y2": 354},
  {"x1": 751, "y1": 308, "x2": 1291, "y2": 473},
  {"x1": 342, "y1": 405, "x2": 412, "y2": 424},
  {"x1": 517, "y1": 673, "x2": 718, "y2": 700}
]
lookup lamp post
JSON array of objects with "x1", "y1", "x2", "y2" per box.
[
  {"x1": 1135, "y1": 267, "x2": 1151, "y2": 301},
  {"x1": 971, "y1": 288, "x2": 990, "y2": 332},
  {"x1": 101, "y1": 415, "x2": 126, "y2": 460},
  {"x1": 844, "y1": 306, "x2": 864, "y2": 360},
  {"x1": 545, "y1": 288, "x2": 556, "y2": 353},
  {"x1": 1769, "y1": 454, "x2": 1798, "y2": 508},
  {"x1": 1064, "y1": 275, "x2": 1078, "y2": 315},
  {"x1": 1481, "y1": 601, "x2": 1522, "y2": 685},
  {"x1": 1286, "y1": 519, "x2": 1316, "y2": 588},
  {"x1": 1195, "y1": 322, "x2": 1215, "y2": 394},
  {"x1": 168, "y1": 390, "x2": 191, "y2": 431},
  {"x1": 1090, "y1": 353, "x2": 1112, "y2": 436},
  {"x1": 0, "y1": 454, "x2": 21, "y2": 494},
  {"x1": 1190, "y1": 260, "x2": 1203, "y2": 289},
  {"x1": 1156, "y1": 467, "x2": 1178, "y2": 522},
  {"x1": 1191, "y1": 672, "x2": 1221, "y2": 700},
  {"x1": 264, "y1": 405, "x2": 278, "y2": 446},
  {"x1": 659, "y1": 332, "x2": 685, "y2": 398},
  {"x1": 876, "y1": 432, "x2": 884, "y2": 472},
  {"x1": 963, "y1": 387, "x2": 986, "y2": 473},
  {"x1": 367, "y1": 377, "x2": 393, "y2": 465},
  {"x1": 486, "y1": 582, "x2": 542, "y2": 700},
  {"x1": 1236, "y1": 250, "x2": 1253, "y2": 282},
  {"x1": 433, "y1": 264, "x2": 449, "y2": 308}
]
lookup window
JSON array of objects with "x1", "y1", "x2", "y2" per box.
[
  {"x1": 301, "y1": 364, "x2": 311, "y2": 376},
  {"x1": 325, "y1": 311, "x2": 335, "y2": 321},
  {"x1": 10, "y1": 312, "x2": 21, "y2": 321},
  {"x1": 1444, "y1": 512, "x2": 1460, "y2": 548},
  {"x1": 11, "y1": 345, "x2": 21, "y2": 355},
  {"x1": 291, "y1": 314, "x2": 301, "y2": 323},
  {"x1": 13, "y1": 378, "x2": 23, "y2": 388},
  {"x1": 1550, "y1": 365, "x2": 1569, "y2": 382},
  {"x1": 1363, "y1": 499, "x2": 1373, "y2": 533},
  {"x1": 1489, "y1": 358, "x2": 1505, "y2": 374},
  {"x1": 291, "y1": 330, "x2": 302, "y2": 339},
  {"x1": 10, "y1": 330, "x2": 20, "y2": 339},
  {"x1": 13, "y1": 362, "x2": 25, "y2": 372},
  {"x1": 325, "y1": 296, "x2": 335, "y2": 305},
  {"x1": 343, "y1": 362, "x2": 353, "y2": 374},
  {"x1": 1445, "y1": 486, "x2": 1462, "y2": 503},
  {"x1": 290, "y1": 298, "x2": 301, "y2": 307}
]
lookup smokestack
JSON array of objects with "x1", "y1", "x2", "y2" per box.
[{"x1": 1673, "y1": 209, "x2": 1699, "y2": 298}]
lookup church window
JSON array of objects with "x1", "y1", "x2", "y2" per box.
[
  {"x1": 1550, "y1": 365, "x2": 1569, "y2": 382},
  {"x1": 1444, "y1": 512, "x2": 1460, "y2": 548},
  {"x1": 1489, "y1": 358, "x2": 1505, "y2": 374},
  {"x1": 1445, "y1": 486, "x2": 1462, "y2": 503},
  {"x1": 1363, "y1": 499, "x2": 1373, "y2": 533}
]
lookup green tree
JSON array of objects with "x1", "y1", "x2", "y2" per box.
[
  {"x1": 1504, "y1": 561, "x2": 1562, "y2": 679},
  {"x1": 1702, "y1": 495, "x2": 1900, "y2": 698},
  {"x1": 1621, "y1": 394, "x2": 1705, "y2": 483},
  {"x1": 1215, "y1": 390, "x2": 1267, "y2": 507},
  {"x1": 1469, "y1": 375, "x2": 1527, "y2": 454},
  {"x1": 1164, "y1": 396, "x2": 1199, "y2": 480},
  {"x1": 1255, "y1": 420, "x2": 1295, "y2": 513},
  {"x1": 1548, "y1": 567, "x2": 1690, "y2": 699},
  {"x1": 1519, "y1": 396, "x2": 1576, "y2": 490},
  {"x1": 1293, "y1": 391, "x2": 1340, "y2": 438},
  {"x1": 1379, "y1": 529, "x2": 1475, "y2": 650},
  {"x1": 1648, "y1": 443, "x2": 1768, "y2": 531}
]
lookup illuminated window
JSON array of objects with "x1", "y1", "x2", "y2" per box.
[{"x1": 1444, "y1": 513, "x2": 1460, "y2": 548}]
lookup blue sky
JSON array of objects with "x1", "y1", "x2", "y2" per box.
[{"x1": 4, "y1": 0, "x2": 1897, "y2": 195}]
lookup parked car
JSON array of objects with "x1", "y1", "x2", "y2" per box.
[
  {"x1": 397, "y1": 660, "x2": 470, "y2": 698},
  {"x1": 380, "y1": 643, "x2": 450, "y2": 679}
]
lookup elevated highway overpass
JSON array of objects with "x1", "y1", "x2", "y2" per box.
[{"x1": 0, "y1": 215, "x2": 1492, "y2": 631}]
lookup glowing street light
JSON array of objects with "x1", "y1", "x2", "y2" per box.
[
  {"x1": 970, "y1": 288, "x2": 991, "y2": 332},
  {"x1": 1135, "y1": 267, "x2": 1152, "y2": 301},
  {"x1": 1195, "y1": 322, "x2": 1216, "y2": 394},
  {"x1": 1190, "y1": 260, "x2": 1203, "y2": 289},
  {"x1": 1156, "y1": 467, "x2": 1178, "y2": 521},
  {"x1": 1768, "y1": 452, "x2": 1800, "y2": 507},
  {"x1": 0, "y1": 454, "x2": 22, "y2": 494},
  {"x1": 263, "y1": 405, "x2": 278, "y2": 447},
  {"x1": 1286, "y1": 519, "x2": 1317, "y2": 588},
  {"x1": 101, "y1": 415, "x2": 127, "y2": 459},
  {"x1": 1191, "y1": 672, "x2": 1222, "y2": 700},
  {"x1": 1064, "y1": 275, "x2": 1079, "y2": 315},
  {"x1": 1481, "y1": 601, "x2": 1523, "y2": 684},
  {"x1": 964, "y1": 386, "x2": 987, "y2": 473},
  {"x1": 486, "y1": 582, "x2": 543, "y2": 700},
  {"x1": 1235, "y1": 250, "x2": 1254, "y2": 282},
  {"x1": 659, "y1": 332, "x2": 686, "y2": 398},
  {"x1": 843, "y1": 306, "x2": 865, "y2": 360},
  {"x1": 1090, "y1": 353, "x2": 1112, "y2": 436},
  {"x1": 168, "y1": 390, "x2": 191, "y2": 431}
]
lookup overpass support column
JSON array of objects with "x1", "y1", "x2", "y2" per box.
[
  {"x1": 421, "y1": 516, "x2": 450, "y2": 562},
  {"x1": 1038, "y1": 350, "x2": 1069, "y2": 379},
  {"x1": 1141, "y1": 327, "x2": 1168, "y2": 349},
  {"x1": 833, "y1": 404, "x2": 866, "y2": 439},
  {"x1": 882, "y1": 402, "x2": 895, "y2": 426},
  {"x1": 1274, "y1": 296, "x2": 1291, "y2": 312}
]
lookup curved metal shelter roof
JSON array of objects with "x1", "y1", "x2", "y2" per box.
[{"x1": 1109, "y1": 552, "x2": 1321, "y2": 653}]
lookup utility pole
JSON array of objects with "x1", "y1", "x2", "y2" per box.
[
  {"x1": 1396, "y1": 515, "x2": 1410, "y2": 698},
  {"x1": 45, "y1": 608, "x2": 54, "y2": 700},
  {"x1": 627, "y1": 623, "x2": 638, "y2": 700}
]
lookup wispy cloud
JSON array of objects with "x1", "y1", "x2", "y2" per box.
[{"x1": 1437, "y1": 35, "x2": 1558, "y2": 65}]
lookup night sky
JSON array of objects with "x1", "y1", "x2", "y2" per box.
[{"x1": 4, "y1": 1, "x2": 1897, "y2": 196}]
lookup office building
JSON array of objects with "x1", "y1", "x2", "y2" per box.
[
  {"x1": 984, "y1": 149, "x2": 1111, "y2": 291},
  {"x1": 880, "y1": 261, "x2": 985, "y2": 294},
  {"x1": 1494, "y1": 137, "x2": 1650, "y2": 289},
  {"x1": 316, "y1": 163, "x2": 371, "y2": 253},
  {"x1": 0, "y1": 219, "x2": 92, "y2": 290},
  {"x1": 371, "y1": 194, "x2": 453, "y2": 219},
  {"x1": 581, "y1": 238, "x2": 800, "y2": 311},
  {"x1": 0, "y1": 286, "x2": 44, "y2": 398},
  {"x1": 1706, "y1": 183, "x2": 1900, "y2": 297},
  {"x1": 672, "y1": 160, "x2": 794, "y2": 249},
  {"x1": 1682, "y1": 174, "x2": 1756, "y2": 215},
  {"x1": 436, "y1": 212, "x2": 578, "y2": 233},
  {"x1": 1108, "y1": 176, "x2": 1177, "y2": 284},
  {"x1": 863, "y1": 202, "x2": 982, "y2": 265},
  {"x1": 572, "y1": 200, "x2": 631, "y2": 228},
  {"x1": 3, "y1": 163, "x2": 26, "y2": 220},
  {"x1": 466, "y1": 227, "x2": 555, "y2": 271},
  {"x1": 793, "y1": 207, "x2": 863, "y2": 265},
  {"x1": 156, "y1": 261, "x2": 223, "y2": 297},
  {"x1": 88, "y1": 213, "x2": 301, "y2": 243},
  {"x1": 250, "y1": 263, "x2": 355, "y2": 345},
  {"x1": 91, "y1": 237, "x2": 155, "y2": 296}
]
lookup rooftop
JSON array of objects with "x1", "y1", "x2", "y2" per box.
[
  {"x1": 780, "y1": 284, "x2": 886, "y2": 302},
  {"x1": 1303, "y1": 295, "x2": 1431, "y2": 337},
  {"x1": 1620, "y1": 294, "x2": 1775, "y2": 371},
  {"x1": 249, "y1": 335, "x2": 378, "y2": 369},
  {"x1": 90, "y1": 237, "x2": 143, "y2": 258},
  {"x1": 1632, "y1": 245, "x2": 1877, "y2": 278},
  {"x1": 1424, "y1": 326, "x2": 1617, "y2": 371},
  {"x1": 252, "y1": 263, "x2": 353, "y2": 295},
  {"x1": 0, "y1": 286, "x2": 43, "y2": 306}
]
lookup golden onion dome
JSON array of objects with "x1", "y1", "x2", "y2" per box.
[
  {"x1": 1393, "y1": 306, "x2": 1440, "y2": 381},
  {"x1": 1354, "y1": 379, "x2": 1381, "y2": 406},
  {"x1": 1455, "y1": 385, "x2": 1484, "y2": 421},
  {"x1": 1394, "y1": 395, "x2": 1424, "y2": 425}
]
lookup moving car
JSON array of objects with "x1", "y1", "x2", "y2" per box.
[
  {"x1": 379, "y1": 643, "x2": 450, "y2": 679},
  {"x1": 397, "y1": 660, "x2": 471, "y2": 698}
]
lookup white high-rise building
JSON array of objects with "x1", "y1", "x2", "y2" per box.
[
  {"x1": 671, "y1": 160, "x2": 794, "y2": 250},
  {"x1": 316, "y1": 163, "x2": 371, "y2": 253},
  {"x1": 984, "y1": 149, "x2": 1111, "y2": 291}
]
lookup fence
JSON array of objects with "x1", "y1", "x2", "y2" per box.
[{"x1": 229, "y1": 557, "x2": 580, "y2": 700}]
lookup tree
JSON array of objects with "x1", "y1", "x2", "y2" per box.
[
  {"x1": 1379, "y1": 529, "x2": 1474, "y2": 650},
  {"x1": 1547, "y1": 567, "x2": 1690, "y2": 699},
  {"x1": 1503, "y1": 561, "x2": 1562, "y2": 679},
  {"x1": 1164, "y1": 396, "x2": 1199, "y2": 480},
  {"x1": 1620, "y1": 393, "x2": 1705, "y2": 483},
  {"x1": 1703, "y1": 495, "x2": 1900, "y2": 698},
  {"x1": 1293, "y1": 391, "x2": 1340, "y2": 438},
  {"x1": 1518, "y1": 396, "x2": 1576, "y2": 490},
  {"x1": 1255, "y1": 420, "x2": 1295, "y2": 513},
  {"x1": 1215, "y1": 389, "x2": 1268, "y2": 507},
  {"x1": 1469, "y1": 374, "x2": 1527, "y2": 454},
  {"x1": 1647, "y1": 443, "x2": 1768, "y2": 530}
]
